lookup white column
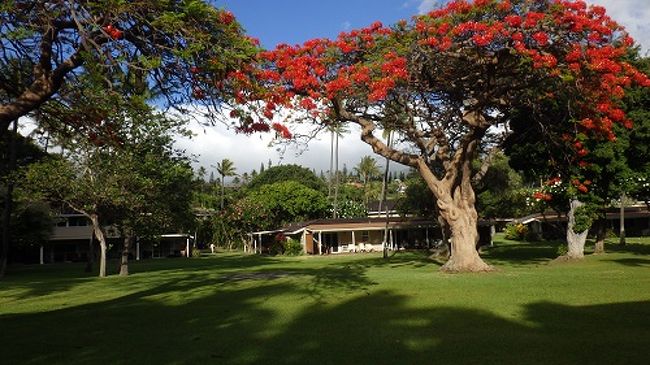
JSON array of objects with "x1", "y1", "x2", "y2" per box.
[
  {"x1": 39, "y1": 245, "x2": 44, "y2": 265},
  {"x1": 186, "y1": 237, "x2": 190, "y2": 258},
  {"x1": 425, "y1": 227, "x2": 430, "y2": 248},
  {"x1": 389, "y1": 230, "x2": 394, "y2": 250},
  {"x1": 318, "y1": 231, "x2": 323, "y2": 255},
  {"x1": 136, "y1": 239, "x2": 140, "y2": 261},
  {"x1": 258, "y1": 233, "x2": 262, "y2": 254},
  {"x1": 351, "y1": 231, "x2": 356, "y2": 252}
]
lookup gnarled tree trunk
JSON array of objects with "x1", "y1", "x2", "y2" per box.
[
  {"x1": 565, "y1": 199, "x2": 588, "y2": 259},
  {"x1": 418, "y1": 153, "x2": 492, "y2": 273}
]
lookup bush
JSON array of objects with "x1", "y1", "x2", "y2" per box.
[
  {"x1": 269, "y1": 241, "x2": 284, "y2": 256},
  {"x1": 284, "y1": 238, "x2": 303, "y2": 256},
  {"x1": 504, "y1": 223, "x2": 529, "y2": 241},
  {"x1": 191, "y1": 247, "x2": 202, "y2": 258}
]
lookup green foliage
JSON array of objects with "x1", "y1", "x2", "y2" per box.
[
  {"x1": 283, "y1": 238, "x2": 303, "y2": 256},
  {"x1": 336, "y1": 199, "x2": 367, "y2": 218},
  {"x1": 475, "y1": 153, "x2": 534, "y2": 219},
  {"x1": 504, "y1": 223, "x2": 529, "y2": 241},
  {"x1": 247, "y1": 181, "x2": 329, "y2": 227},
  {"x1": 248, "y1": 164, "x2": 326, "y2": 192},
  {"x1": 398, "y1": 175, "x2": 437, "y2": 217},
  {"x1": 0, "y1": 0, "x2": 258, "y2": 131},
  {"x1": 572, "y1": 205, "x2": 598, "y2": 234},
  {"x1": 191, "y1": 247, "x2": 202, "y2": 258}
]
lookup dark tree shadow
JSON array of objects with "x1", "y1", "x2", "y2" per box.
[
  {"x1": 2, "y1": 262, "x2": 649, "y2": 364},
  {"x1": 605, "y1": 258, "x2": 650, "y2": 267},
  {"x1": 481, "y1": 240, "x2": 561, "y2": 267}
]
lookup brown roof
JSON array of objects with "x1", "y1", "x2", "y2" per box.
[{"x1": 263, "y1": 217, "x2": 438, "y2": 235}]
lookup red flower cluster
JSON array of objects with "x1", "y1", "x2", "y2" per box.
[
  {"x1": 533, "y1": 191, "x2": 553, "y2": 201},
  {"x1": 272, "y1": 123, "x2": 292, "y2": 139},
  {"x1": 572, "y1": 179, "x2": 590, "y2": 193},
  {"x1": 237, "y1": 122, "x2": 270, "y2": 134},
  {"x1": 369, "y1": 77, "x2": 396, "y2": 102},
  {"x1": 219, "y1": 11, "x2": 235, "y2": 25},
  {"x1": 381, "y1": 53, "x2": 408, "y2": 80},
  {"x1": 103, "y1": 25, "x2": 123, "y2": 40},
  {"x1": 532, "y1": 32, "x2": 549, "y2": 46}
]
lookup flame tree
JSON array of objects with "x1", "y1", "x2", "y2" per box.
[{"x1": 230, "y1": 0, "x2": 649, "y2": 272}]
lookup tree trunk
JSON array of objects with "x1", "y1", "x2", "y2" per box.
[
  {"x1": 0, "y1": 120, "x2": 18, "y2": 279},
  {"x1": 220, "y1": 174, "x2": 225, "y2": 210},
  {"x1": 594, "y1": 215, "x2": 606, "y2": 255},
  {"x1": 119, "y1": 234, "x2": 133, "y2": 276},
  {"x1": 417, "y1": 158, "x2": 492, "y2": 273},
  {"x1": 565, "y1": 199, "x2": 588, "y2": 259},
  {"x1": 619, "y1": 192, "x2": 626, "y2": 246},
  {"x1": 89, "y1": 213, "x2": 108, "y2": 277},
  {"x1": 438, "y1": 216, "x2": 452, "y2": 258},
  {"x1": 380, "y1": 135, "x2": 391, "y2": 259},
  {"x1": 439, "y1": 203, "x2": 492, "y2": 272},
  {"x1": 328, "y1": 130, "x2": 334, "y2": 199},
  {"x1": 333, "y1": 132, "x2": 340, "y2": 218}
]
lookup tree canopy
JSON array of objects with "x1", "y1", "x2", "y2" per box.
[
  {"x1": 231, "y1": 0, "x2": 649, "y2": 272},
  {"x1": 0, "y1": 0, "x2": 258, "y2": 134},
  {"x1": 247, "y1": 164, "x2": 326, "y2": 192}
]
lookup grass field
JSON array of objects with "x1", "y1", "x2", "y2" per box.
[{"x1": 1, "y1": 236, "x2": 650, "y2": 365}]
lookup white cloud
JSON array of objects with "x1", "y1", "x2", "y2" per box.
[
  {"x1": 173, "y1": 110, "x2": 406, "y2": 181},
  {"x1": 418, "y1": 0, "x2": 441, "y2": 14}
]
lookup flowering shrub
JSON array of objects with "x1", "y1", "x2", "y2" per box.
[{"x1": 504, "y1": 223, "x2": 529, "y2": 241}]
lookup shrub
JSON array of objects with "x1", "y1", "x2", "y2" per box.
[
  {"x1": 504, "y1": 223, "x2": 529, "y2": 241},
  {"x1": 191, "y1": 247, "x2": 202, "y2": 258},
  {"x1": 284, "y1": 238, "x2": 303, "y2": 256}
]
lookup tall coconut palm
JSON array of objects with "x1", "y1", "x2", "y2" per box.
[
  {"x1": 215, "y1": 158, "x2": 236, "y2": 209},
  {"x1": 327, "y1": 122, "x2": 348, "y2": 218},
  {"x1": 380, "y1": 131, "x2": 393, "y2": 258},
  {"x1": 354, "y1": 156, "x2": 381, "y2": 206}
]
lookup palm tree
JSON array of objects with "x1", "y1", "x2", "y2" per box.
[
  {"x1": 327, "y1": 122, "x2": 348, "y2": 218},
  {"x1": 215, "y1": 158, "x2": 236, "y2": 209},
  {"x1": 354, "y1": 156, "x2": 381, "y2": 206},
  {"x1": 379, "y1": 131, "x2": 393, "y2": 258}
]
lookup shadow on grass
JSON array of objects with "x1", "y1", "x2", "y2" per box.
[
  {"x1": 605, "y1": 258, "x2": 650, "y2": 267},
  {"x1": 0, "y1": 254, "x2": 284, "y2": 300},
  {"x1": 481, "y1": 240, "x2": 562, "y2": 267},
  {"x1": 1, "y1": 271, "x2": 648, "y2": 365},
  {"x1": 606, "y1": 242, "x2": 650, "y2": 256}
]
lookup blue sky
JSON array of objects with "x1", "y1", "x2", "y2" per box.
[{"x1": 214, "y1": 0, "x2": 424, "y2": 48}]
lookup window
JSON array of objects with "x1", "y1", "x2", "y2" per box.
[{"x1": 361, "y1": 231, "x2": 369, "y2": 242}]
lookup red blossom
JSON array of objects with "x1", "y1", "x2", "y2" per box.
[
  {"x1": 504, "y1": 15, "x2": 521, "y2": 27},
  {"x1": 103, "y1": 25, "x2": 123, "y2": 40},
  {"x1": 532, "y1": 32, "x2": 549, "y2": 46},
  {"x1": 369, "y1": 77, "x2": 396, "y2": 101},
  {"x1": 219, "y1": 10, "x2": 235, "y2": 25},
  {"x1": 299, "y1": 98, "x2": 317, "y2": 110},
  {"x1": 272, "y1": 123, "x2": 292, "y2": 139}
]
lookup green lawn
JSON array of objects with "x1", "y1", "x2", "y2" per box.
[{"x1": 1, "y1": 236, "x2": 650, "y2": 365}]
